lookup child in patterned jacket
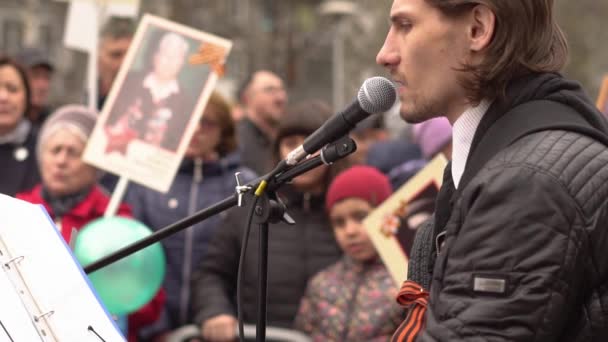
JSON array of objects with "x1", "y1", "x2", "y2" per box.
[{"x1": 295, "y1": 165, "x2": 405, "y2": 341}]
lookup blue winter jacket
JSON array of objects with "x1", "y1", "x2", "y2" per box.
[{"x1": 125, "y1": 152, "x2": 257, "y2": 336}]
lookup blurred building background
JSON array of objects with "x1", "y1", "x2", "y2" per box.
[{"x1": 1, "y1": 0, "x2": 607, "y2": 110}]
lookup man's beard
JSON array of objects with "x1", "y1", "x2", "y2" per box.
[{"x1": 400, "y1": 98, "x2": 443, "y2": 124}]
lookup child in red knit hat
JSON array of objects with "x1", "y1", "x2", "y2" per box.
[{"x1": 295, "y1": 165, "x2": 404, "y2": 341}]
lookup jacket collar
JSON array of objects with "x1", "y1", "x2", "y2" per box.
[
  {"x1": 31, "y1": 185, "x2": 104, "y2": 219},
  {"x1": 0, "y1": 120, "x2": 31, "y2": 145},
  {"x1": 468, "y1": 72, "x2": 608, "y2": 168},
  {"x1": 239, "y1": 117, "x2": 273, "y2": 147},
  {"x1": 278, "y1": 185, "x2": 325, "y2": 212},
  {"x1": 178, "y1": 151, "x2": 243, "y2": 177},
  {"x1": 342, "y1": 255, "x2": 384, "y2": 273}
]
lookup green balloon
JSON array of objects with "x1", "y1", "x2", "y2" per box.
[{"x1": 74, "y1": 217, "x2": 165, "y2": 316}]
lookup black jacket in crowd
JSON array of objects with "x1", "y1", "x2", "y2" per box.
[
  {"x1": 0, "y1": 122, "x2": 40, "y2": 196},
  {"x1": 236, "y1": 118, "x2": 274, "y2": 176},
  {"x1": 409, "y1": 73, "x2": 608, "y2": 341},
  {"x1": 191, "y1": 186, "x2": 342, "y2": 329}
]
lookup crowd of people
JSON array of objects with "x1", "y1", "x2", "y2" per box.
[
  {"x1": 0, "y1": 13, "x2": 446, "y2": 341},
  {"x1": 2, "y1": 0, "x2": 608, "y2": 341}
]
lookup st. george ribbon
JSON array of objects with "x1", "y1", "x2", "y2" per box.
[{"x1": 285, "y1": 76, "x2": 397, "y2": 166}]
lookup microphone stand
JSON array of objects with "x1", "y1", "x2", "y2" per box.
[{"x1": 83, "y1": 136, "x2": 357, "y2": 342}]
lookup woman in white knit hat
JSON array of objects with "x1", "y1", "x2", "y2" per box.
[
  {"x1": 17, "y1": 104, "x2": 132, "y2": 241},
  {"x1": 16, "y1": 104, "x2": 165, "y2": 342}
]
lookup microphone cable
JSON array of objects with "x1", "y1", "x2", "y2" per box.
[{"x1": 236, "y1": 181, "x2": 265, "y2": 342}]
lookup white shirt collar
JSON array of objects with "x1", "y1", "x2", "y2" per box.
[
  {"x1": 143, "y1": 73, "x2": 180, "y2": 103},
  {"x1": 451, "y1": 99, "x2": 492, "y2": 188}
]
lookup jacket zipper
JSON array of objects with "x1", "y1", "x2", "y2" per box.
[
  {"x1": 179, "y1": 158, "x2": 203, "y2": 325},
  {"x1": 303, "y1": 192, "x2": 311, "y2": 212},
  {"x1": 340, "y1": 266, "x2": 366, "y2": 341}
]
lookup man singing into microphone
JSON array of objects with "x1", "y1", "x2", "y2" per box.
[{"x1": 377, "y1": 0, "x2": 608, "y2": 340}]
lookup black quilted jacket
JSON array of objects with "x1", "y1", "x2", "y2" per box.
[
  {"x1": 410, "y1": 73, "x2": 608, "y2": 341},
  {"x1": 191, "y1": 186, "x2": 342, "y2": 329}
]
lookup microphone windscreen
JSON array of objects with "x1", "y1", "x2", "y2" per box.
[{"x1": 357, "y1": 76, "x2": 397, "y2": 113}]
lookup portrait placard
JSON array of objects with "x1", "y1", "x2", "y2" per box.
[
  {"x1": 83, "y1": 14, "x2": 232, "y2": 192},
  {"x1": 363, "y1": 154, "x2": 447, "y2": 286}
]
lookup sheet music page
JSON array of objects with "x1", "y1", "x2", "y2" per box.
[{"x1": 0, "y1": 195, "x2": 125, "y2": 342}]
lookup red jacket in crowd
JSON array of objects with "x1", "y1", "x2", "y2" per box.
[{"x1": 17, "y1": 184, "x2": 165, "y2": 342}]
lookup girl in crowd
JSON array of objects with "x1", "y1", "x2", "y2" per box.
[
  {"x1": 16, "y1": 105, "x2": 164, "y2": 342},
  {"x1": 0, "y1": 57, "x2": 40, "y2": 195},
  {"x1": 295, "y1": 165, "x2": 404, "y2": 341}
]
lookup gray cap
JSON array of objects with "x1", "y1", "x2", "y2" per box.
[{"x1": 16, "y1": 47, "x2": 54, "y2": 71}]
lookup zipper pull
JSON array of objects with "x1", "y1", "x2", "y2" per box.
[
  {"x1": 194, "y1": 158, "x2": 203, "y2": 183},
  {"x1": 435, "y1": 231, "x2": 447, "y2": 254}
]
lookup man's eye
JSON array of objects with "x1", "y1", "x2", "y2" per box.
[
  {"x1": 110, "y1": 51, "x2": 124, "y2": 58},
  {"x1": 397, "y1": 21, "x2": 412, "y2": 30}
]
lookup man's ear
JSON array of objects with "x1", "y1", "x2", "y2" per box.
[{"x1": 468, "y1": 4, "x2": 495, "y2": 52}]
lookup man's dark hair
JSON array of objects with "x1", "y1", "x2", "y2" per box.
[
  {"x1": 426, "y1": 0, "x2": 568, "y2": 102},
  {"x1": 100, "y1": 16, "x2": 136, "y2": 40}
]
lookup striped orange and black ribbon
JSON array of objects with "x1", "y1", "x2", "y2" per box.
[{"x1": 391, "y1": 280, "x2": 429, "y2": 342}]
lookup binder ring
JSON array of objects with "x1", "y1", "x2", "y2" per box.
[
  {"x1": 34, "y1": 310, "x2": 55, "y2": 322},
  {"x1": 4, "y1": 255, "x2": 24, "y2": 268}
]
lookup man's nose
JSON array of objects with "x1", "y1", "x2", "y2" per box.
[
  {"x1": 376, "y1": 30, "x2": 399, "y2": 68},
  {"x1": 274, "y1": 89, "x2": 287, "y2": 103}
]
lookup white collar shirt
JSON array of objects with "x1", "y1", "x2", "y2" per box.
[{"x1": 451, "y1": 99, "x2": 492, "y2": 188}]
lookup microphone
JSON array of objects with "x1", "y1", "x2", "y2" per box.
[{"x1": 285, "y1": 76, "x2": 396, "y2": 166}]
